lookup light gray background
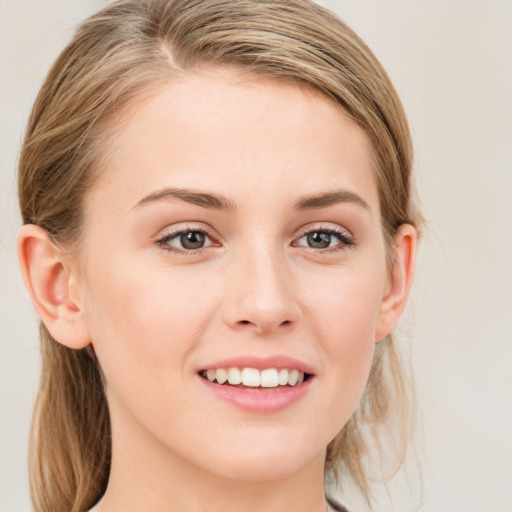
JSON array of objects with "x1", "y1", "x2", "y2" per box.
[{"x1": 1, "y1": 1, "x2": 511, "y2": 511}]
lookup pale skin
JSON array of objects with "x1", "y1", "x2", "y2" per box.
[{"x1": 18, "y1": 68, "x2": 416, "y2": 512}]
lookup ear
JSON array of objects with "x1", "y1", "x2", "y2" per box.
[
  {"x1": 375, "y1": 223, "x2": 417, "y2": 341},
  {"x1": 17, "y1": 224, "x2": 91, "y2": 349}
]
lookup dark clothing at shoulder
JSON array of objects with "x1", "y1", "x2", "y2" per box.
[{"x1": 326, "y1": 494, "x2": 350, "y2": 512}]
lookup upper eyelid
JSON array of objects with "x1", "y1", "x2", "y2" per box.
[
  {"x1": 156, "y1": 224, "x2": 217, "y2": 240},
  {"x1": 155, "y1": 227, "x2": 217, "y2": 255},
  {"x1": 295, "y1": 223, "x2": 354, "y2": 243},
  {"x1": 297, "y1": 223, "x2": 351, "y2": 236},
  {"x1": 294, "y1": 227, "x2": 353, "y2": 247},
  {"x1": 154, "y1": 225, "x2": 218, "y2": 251}
]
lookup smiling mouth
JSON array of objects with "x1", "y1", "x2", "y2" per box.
[{"x1": 198, "y1": 367, "x2": 312, "y2": 389}]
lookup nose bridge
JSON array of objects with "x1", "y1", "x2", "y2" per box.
[{"x1": 222, "y1": 236, "x2": 300, "y2": 333}]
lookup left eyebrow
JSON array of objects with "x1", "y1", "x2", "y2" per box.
[{"x1": 294, "y1": 189, "x2": 371, "y2": 212}]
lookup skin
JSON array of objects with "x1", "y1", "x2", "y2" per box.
[{"x1": 18, "y1": 68, "x2": 416, "y2": 512}]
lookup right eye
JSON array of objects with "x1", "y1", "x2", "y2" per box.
[{"x1": 156, "y1": 227, "x2": 216, "y2": 254}]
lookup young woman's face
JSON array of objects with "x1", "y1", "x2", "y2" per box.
[{"x1": 76, "y1": 68, "x2": 392, "y2": 482}]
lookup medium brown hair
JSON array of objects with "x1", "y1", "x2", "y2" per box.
[{"x1": 18, "y1": 1, "x2": 422, "y2": 510}]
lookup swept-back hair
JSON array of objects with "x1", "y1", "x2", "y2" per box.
[{"x1": 18, "y1": 1, "x2": 421, "y2": 510}]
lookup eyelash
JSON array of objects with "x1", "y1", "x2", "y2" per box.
[
  {"x1": 155, "y1": 225, "x2": 217, "y2": 255},
  {"x1": 294, "y1": 225, "x2": 355, "y2": 254},
  {"x1": 155, "y1": 225, "x2": 355, "y2": 256}
]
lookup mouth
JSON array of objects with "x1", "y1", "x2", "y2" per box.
[
  {"x1": 198, "y1": 367, "x2": 313, "y2": 389},
  {"x1": 197, "y1": 361, "x2": 315, "y2": 412}
]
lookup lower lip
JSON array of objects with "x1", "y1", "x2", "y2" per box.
[{"x1": 198, "y1": 375, "x2": 313, "y2": 413}]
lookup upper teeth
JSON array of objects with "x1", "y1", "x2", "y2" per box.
[{"x1": 203, "y1": 368, "x2": 305, "y2": 388}]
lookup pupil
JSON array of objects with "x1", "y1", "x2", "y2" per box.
[
  {"x1": 181, "y1": 231, "x2": 205, "y2": 249},
  {"x1": 307, "y1": 232, "x2": 331, "y2": 249}
]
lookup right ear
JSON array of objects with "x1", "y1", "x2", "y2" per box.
[{"x1": 17, "y1": 224, "x2": 91, "y2": 349}]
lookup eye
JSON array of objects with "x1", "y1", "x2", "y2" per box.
[
  {"x1": 294, "y1": 226, "x2": 354, "y2": 252},
  {"x1": 155, "y1": 227, "x2": 216, "y2": 253}
]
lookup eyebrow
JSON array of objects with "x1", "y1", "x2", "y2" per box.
[
  {"x1": 293, "y1": 189, "x2": 370, "y2": 211},
  {"x1": 134, "y1": 187, "x2": 238, "y2": 212},
  {"x1": 134, "y1": 187, "x2": 370, "y2": 213}
]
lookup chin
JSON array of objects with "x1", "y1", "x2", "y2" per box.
[
  {"x1": 194, "y1": 440, "x2": 323, "y2": 483},
  {"x1": 210, "y1": 459, "x2": 305, "y2": 483}
]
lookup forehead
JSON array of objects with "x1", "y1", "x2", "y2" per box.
[{"x1": 88, "y1": 67, "x2": 379, "y2": 214}]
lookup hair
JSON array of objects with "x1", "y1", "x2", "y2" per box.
[{"x1": 18, "y1": 1, "x2": 422, "y2": 511}]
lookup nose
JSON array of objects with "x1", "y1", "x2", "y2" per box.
[{"x1": 221, "y1": 246, "x2": 301, "y2": 335}]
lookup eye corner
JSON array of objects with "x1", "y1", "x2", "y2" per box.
[
  {"x1": 292, "y1": 224, "x2": 355, "y2": 253},
  {"x1": 154, "y1": 224, "x2": 221, "y2": 255}
]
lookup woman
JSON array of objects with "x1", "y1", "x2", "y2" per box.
[{"x1": 17, "y1": 1, "x2": 421, "y2": 511}]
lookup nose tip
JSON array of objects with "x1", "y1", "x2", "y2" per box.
[{"x1": 221, "y1": 255, "x2": 301, "y2": 335}]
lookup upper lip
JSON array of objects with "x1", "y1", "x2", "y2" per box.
[{"x1": 199, "y1": 355, "x2": 315, "y2": 375}]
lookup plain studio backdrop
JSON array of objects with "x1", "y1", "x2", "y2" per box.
[{"x1": 1, "y1": 1, "x2": 511, "y2": 511}]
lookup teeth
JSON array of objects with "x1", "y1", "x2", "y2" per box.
[
  {"x1": 288, "y1": 369, "x2": 299, "y2": 386},
  {"x1": 202, "y1": 367, "x2": 307, "y2": 388},
  {"x1": 260, "y1": 369, "x2": 279, "y2": 388},
  {"x1": 278, "y1": 369, "x2": 289, "y2": 385},
  {"x1": 241, "y1": 368, "x2": 260, "y2": 387},
  {"x1": 216, "y1": 368, "x2": 228, "y2": 384},
  {"x1": 227, "y1": 367, "x2": 242, "y2": 385}
]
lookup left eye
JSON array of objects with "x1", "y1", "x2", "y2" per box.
[
  {"x1": 295, "y1": 229, "x2": 353, "y2": 250},
  {"x1": 157, "y1": 229, "x2": 214, "y2": 251}
]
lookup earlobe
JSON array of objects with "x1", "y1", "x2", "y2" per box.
[
  {"x1": 17, "y1": 224, "x2": 91, "y2": 349},
  {"x1": 375, "y1": 223, "x2": 417, "y2": 341}
]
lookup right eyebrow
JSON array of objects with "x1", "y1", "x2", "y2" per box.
[{"x1": 132, "y1": 187, "x2": 238, "y2": 212}]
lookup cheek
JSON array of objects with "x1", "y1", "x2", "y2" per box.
[
  {"x1": 303, "y1": 266, "x2": 385, "y2": 424},
  {"x1": 80, "y1": 255, "x2": 218, "y2": 385},
  {"x1": 307, "y1": 265, "x2": 385, "y2": 347},
  {"x1": 79, "y1": 257, "x2": 225, "y2": 448}
]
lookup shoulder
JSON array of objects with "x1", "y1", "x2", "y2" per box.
[{"x1": 326, "y1": 494, "x2": 350, "y2": 512}]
